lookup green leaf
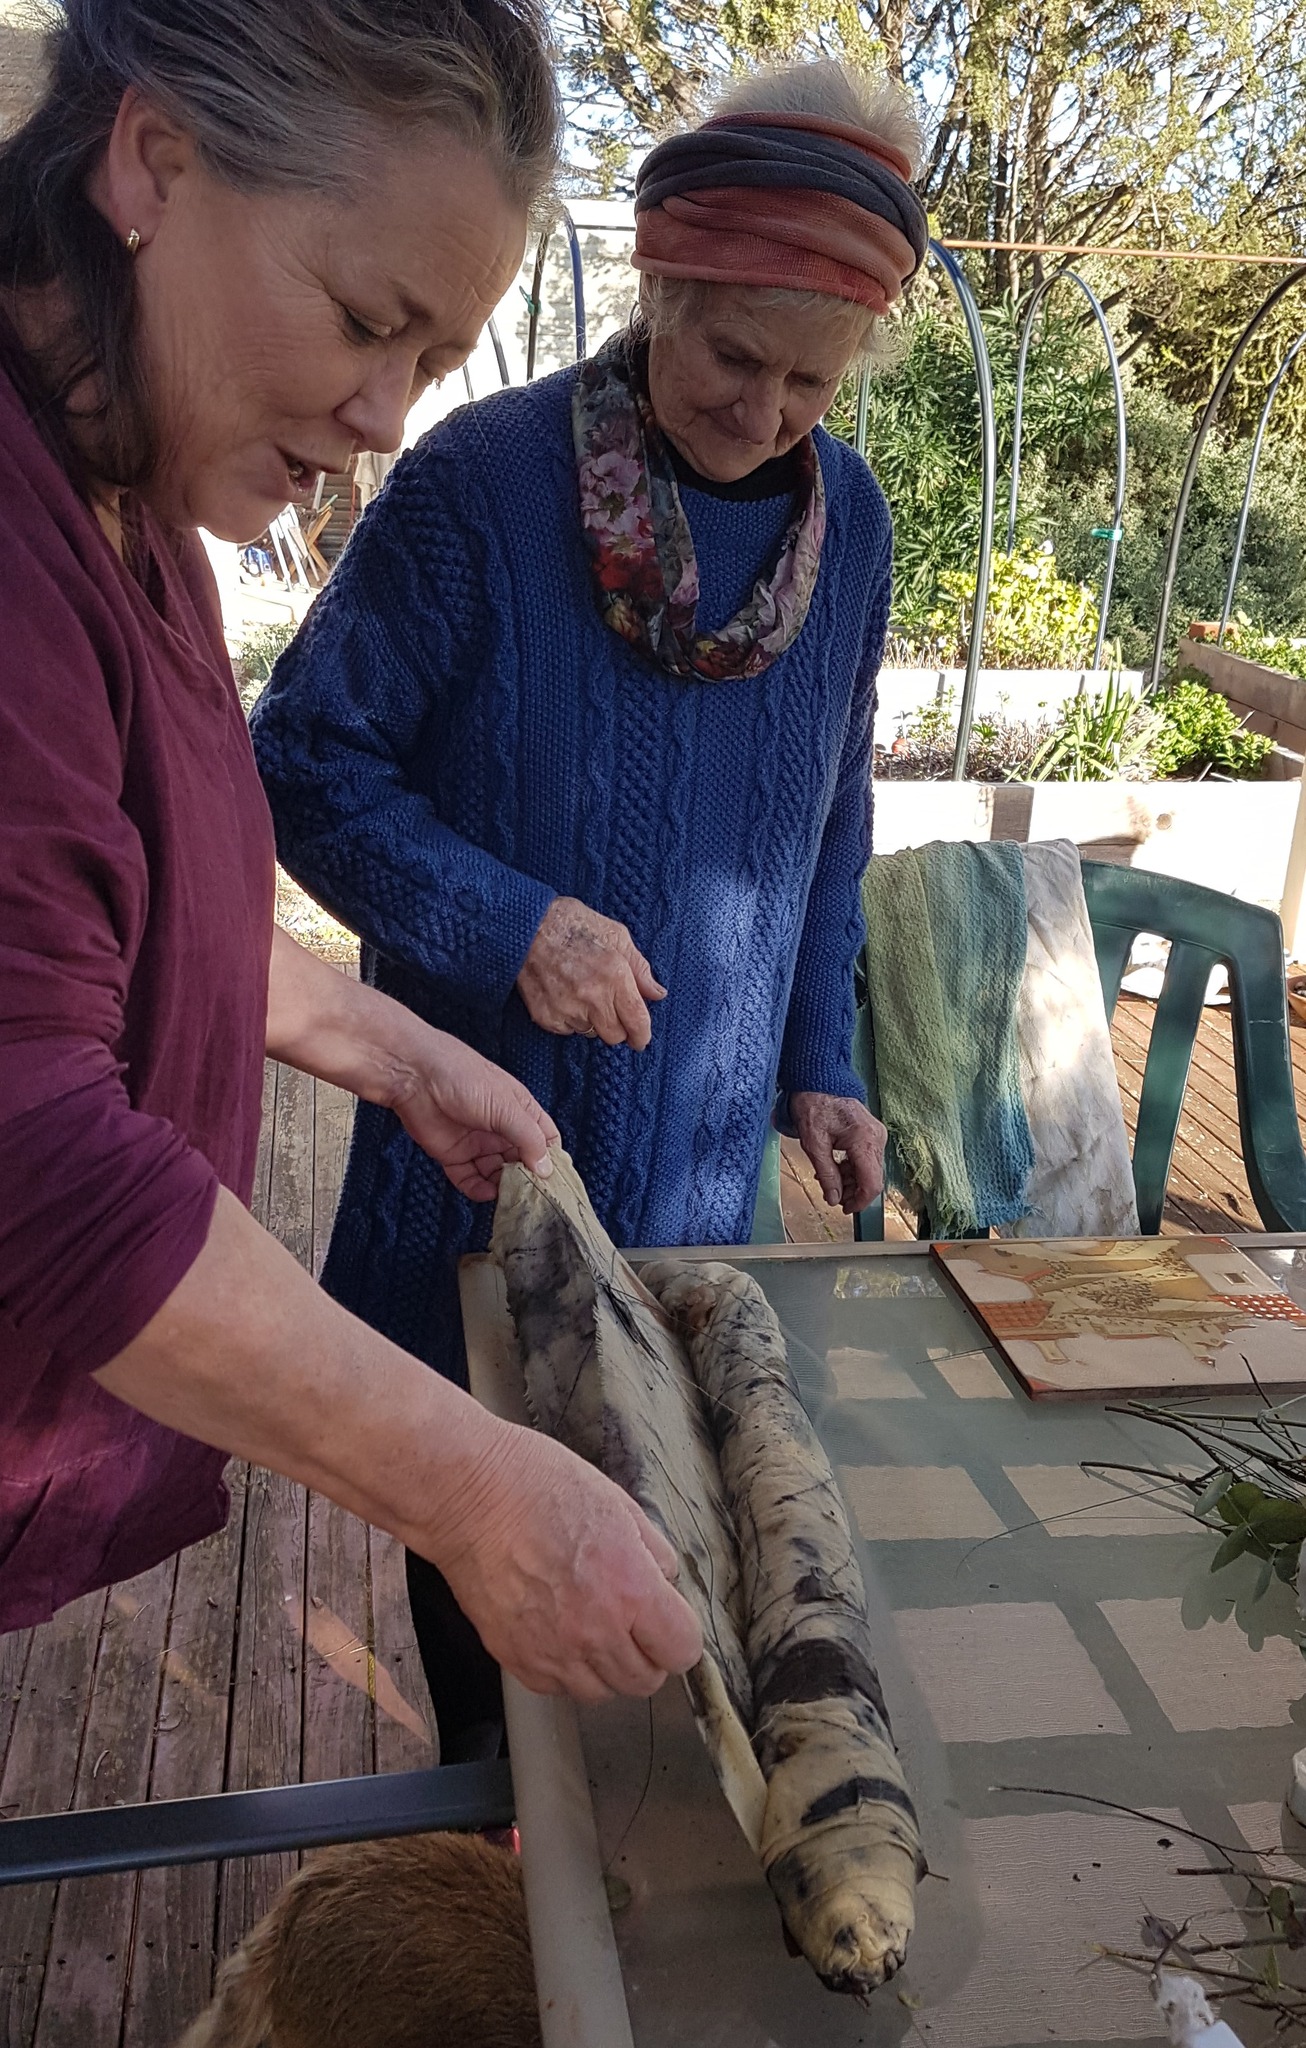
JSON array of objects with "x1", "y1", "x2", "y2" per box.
[
  {"x1": 1268, "y1": 1886, "x2": 1292, "y2": 1930},
  {"x1": 1194, "y1": 1470, "x2": 1234, "y2": 1517},
  {"x1": 1274, "y1": 1542, "x2": 1303, "y2": 1585},
  {"x1": 1210, "y1": 1525, "x2": 1253, "y2": 1571},
  {"x1": 1252, "y1": 1555, "x2": 1275, "y2": 1601},
  {"x1": 1224, "y1": 1481, "x2": 1266, "y2": 1519},
  {"x1": 1248, "y1": 1500, "x2": 1306, "y2": 1545}
]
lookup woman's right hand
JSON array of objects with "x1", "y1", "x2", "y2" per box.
[
  {"x1": 517, "y1": 897, "x2": 666, "y2": 1050},
  {"x1": 95, "y1": 1189, "x2": 700, "y2": 1710},
  {"x1": 432, "y1": 1422, "x2": 703, "y2": 1703}
]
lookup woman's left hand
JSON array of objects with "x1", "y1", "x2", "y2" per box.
[{"x1": 790, "y1": 1091, "x2": 887, "y2": 1215}]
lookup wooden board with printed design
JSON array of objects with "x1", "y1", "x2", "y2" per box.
[{"x1": 932, "y1": 1234, "x2": 1306, "y2": 1399}]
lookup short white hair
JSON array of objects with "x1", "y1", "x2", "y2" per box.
[
  {"x1": 638, "y1": 274, "x2": 899, "y2": 371},
  {"x1": 710, "y1": 59, "x2": 924, "y2": 182}
]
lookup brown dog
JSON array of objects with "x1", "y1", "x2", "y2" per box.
[{"x1": 177, "y1": 1831, "x2": 542, "y2": 2048}]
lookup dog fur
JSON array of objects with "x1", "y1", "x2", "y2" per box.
[{"x1": 176, "y1": 1830, "x2": 542, "y2": 2048}]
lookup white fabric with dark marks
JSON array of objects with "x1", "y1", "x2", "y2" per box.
[
  {"x1": 1009, "y1": 839, "x2": 1140, "y2": 1238},
  {"x1": 491, "y1": 1151, "x2": 922, "y2": 1995}
]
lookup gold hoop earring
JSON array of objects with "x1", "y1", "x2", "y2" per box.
[{"x1": 125, "y1": 228, "x2": 141, "y2": 256}]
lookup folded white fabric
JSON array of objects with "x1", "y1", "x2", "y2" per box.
[{"x1": 1008, "y1": 840, "x2": 1141, "y2": 1238}]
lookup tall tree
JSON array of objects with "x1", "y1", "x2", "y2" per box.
[{"x1": 558, "y1": 0, "x2": 1306, "y2": 295}]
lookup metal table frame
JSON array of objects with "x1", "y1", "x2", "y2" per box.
[{"x1": 0, "y1": 1760, "x2": 514, "y2": 1888}]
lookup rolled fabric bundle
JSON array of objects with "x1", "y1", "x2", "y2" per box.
[{"x1": 491, "y1": 1153, "x2": 923, "y2": 1998}]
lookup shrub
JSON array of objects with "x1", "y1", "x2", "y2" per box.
[
  {"x1": 837, "y1": 290, "x2": 1118, "y2": 651},
  {"x1": 835, "y1": 292, "x2": 1306, "y2": 670},
  {"x1": 1041, "y1": 386, "x2": 1306, "y2": 670},
  {"x1": 1229, "y1": 627, "x2": 1306, "y2": 687},
  {"x1": 1150, "y1": 672, "x2": 1275, "y2": 779},
  {"x1": 877, "y1": 691, "x2": 1054, "y2": 780},
  {"x1": 925, "y1": 543, "x2": 1100, "y2": 670},
  {"x1": 234, "y1": 621, "x2": 296, "y2": 713}
]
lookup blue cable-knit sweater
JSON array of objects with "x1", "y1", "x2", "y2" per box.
[{"x1": 251, "y1": 366, "x2": 891, "y2": 1383}]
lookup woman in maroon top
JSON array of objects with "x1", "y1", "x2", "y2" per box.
[{"x1": 0, "y1": 0, "x2": 700, "y2": 1711}]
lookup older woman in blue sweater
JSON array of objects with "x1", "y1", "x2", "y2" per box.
[{"x1": 252, "y1": 59, "x2": 924, "y2": 1746}]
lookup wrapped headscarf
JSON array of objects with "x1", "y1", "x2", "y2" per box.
[{"x1": 632, "y1": 109, "x2": 928, "y2": 314}]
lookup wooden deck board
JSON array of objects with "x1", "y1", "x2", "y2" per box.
[
  {"x1": 32, "y1": 1565, "x2": 175, "y2": 2048},
  {"x1": 0, "y1": 1630, "x2": 32, "y2": 1802},
  {"x1": 4, "y1": 996, "x2": 1306, "y2": 2043},
  {"x1": 120, "y1": 1473, "x2": 248, "y2": 2047},
  {"x1": 369, "y1": 1528, "x2": 436, "y2": 1775},
  {"x1": 216, "y1": 1061, "x2": 313, "y2": 1953},
  {"x1": 0, "y1": 1591, "x2": 108, "y2": 2045}
]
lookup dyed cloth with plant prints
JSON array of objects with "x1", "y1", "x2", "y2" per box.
[
  {"x1": 572, "y1": 326, "x2": 826, "y2": 680},
  {"x1": 862, "y1": 840, "x2": 1035, "y2": 1234}
]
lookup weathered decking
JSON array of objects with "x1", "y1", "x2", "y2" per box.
[{"x1": 3, "y1": 997, "x2": 1306, "y2": 2044}]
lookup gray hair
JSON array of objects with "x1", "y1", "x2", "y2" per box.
[
  {"x1": 639, "y1": 274, "x2": 901, "y2": 370},
  {"x1": 639, "y1": 59, "x2": 924, "y2": 369},
  {"x1": 0, "y1": 0, "x2": 561, "y2": 489},
  {"x1": 710, "y1": 60, "x2": 923, "y2": 180}
]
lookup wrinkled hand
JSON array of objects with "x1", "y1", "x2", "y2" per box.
[
  {"x1": 387, "y1": 1029, "x2": 559, "y2": 1201},
  {"x1": 791, "y1": 1091, "x2": 887, "y2": 1214},
  {"x1": 435, "y1": 1424, "x2": 703, "y2": 1703},
  {"x1": 518, "y1": 897, "x2": 666, "y2": 1050}
]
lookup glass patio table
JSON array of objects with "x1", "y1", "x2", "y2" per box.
[{"x1": 460, "y1": 1236, "x2": 1306, "y2": 2048}]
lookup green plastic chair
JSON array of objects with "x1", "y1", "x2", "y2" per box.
[{"x1": 751, "y1": 860, "x2": 1306, "y2": 1244}]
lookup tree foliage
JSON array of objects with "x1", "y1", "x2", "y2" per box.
[
  {"x1": 556, "y1": 0, "x2": 1306, "y2": 425},
  {"x1": 847, "y1": 294, "x2": 1306, "y2": 664},
  {"x1": 558, "y1": 0, "x2": 1306, "y2": 279}
]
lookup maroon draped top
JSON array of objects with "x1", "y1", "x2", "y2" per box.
[{"x1": 0, "y1": 365, "x2": 275, "y2": 1629}]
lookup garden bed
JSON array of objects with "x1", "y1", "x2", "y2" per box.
[
  {"x1": 876, "y1": 664, "x2": 1142, "y2": 737},
  {"x1": 1178, "y1": 635, "x2": 1306, "y2": 775}
]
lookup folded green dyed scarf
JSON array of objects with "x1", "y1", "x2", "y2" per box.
[{"x1": 861, "y1": 841, "x2": 1034, "y2": 1235}]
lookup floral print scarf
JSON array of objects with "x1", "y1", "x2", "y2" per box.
[{"x1": 572, "y1": 324, "x2": 826, "y2": 681}]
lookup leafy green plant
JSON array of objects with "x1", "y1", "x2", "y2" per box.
[
  {"x1": 836, "y1": 293, "x2": 1121, "y2": 653},
  {"x1": 926, "y1": 543, "x2": 1100, "y2": 670},
  {"x1": 835, "y1": 293, "x2": 1306, "y2": 672},
  {"x1": 1150, "y1": 672, "x2": 1275, "y2": 779},
  {"x1": 1026, "y1": 672, "x2": 1167, "y2": 782},
  {"x1": 234, "y1": 620, "x2": 296, "y2": 713},
  {"x1": 1230, "y1": 626, "x2": 1306, "y2": 687},
  {"x1": 1097, "y1": 1391, "x2": 1306, "y2": 1604}
]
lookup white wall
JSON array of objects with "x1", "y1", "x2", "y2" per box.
[{"x1": 873, "y1": 780, "x2": 1301, "y2": 913}]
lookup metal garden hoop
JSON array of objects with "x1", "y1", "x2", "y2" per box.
[
  {"x1": 1008, "y1": 268, "x2": 1127, "y2": 672},
  {"x1": 929, "y1": 242, "x2": 998, "y2": 779},
  {"x1": 1217, "y1": 327, "x2": 1306, "y2": 644},
  {"x1": 524, "y1": 210, "x2": 589, "y2": 378},
  {"x1": 1148, "y1": 264, "x2": 1306, "y2": 691}
]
